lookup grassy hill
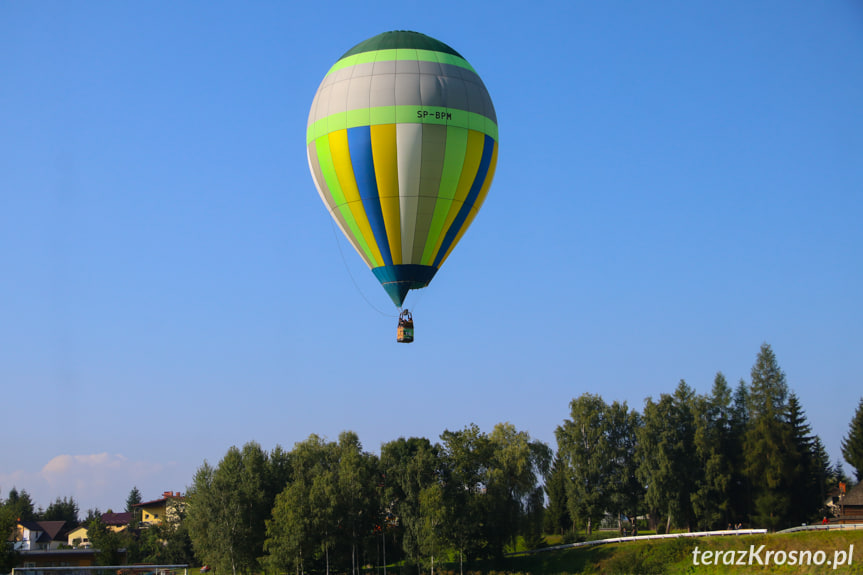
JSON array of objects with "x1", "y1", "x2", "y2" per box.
[{"x1": 467, "y1": 529, "x2": 863, "y2": 574}]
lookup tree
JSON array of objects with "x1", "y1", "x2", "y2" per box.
[
  {"x1": 380, "y1": 437, "x2": 441, "y2": 568},
  {"x1": 187, "y1": 442, "x2": 283, "y2": 575},
  {"x1": 87, "y1": 515, "x2": 130, "y2": 565},
  {"x1": 5, "y1": 488, "x2": 36, "y2": 521},
  {"x1": 787, "y1": 392, "x2": 829, "y2": 524},
  {"x1": 727, "y1": 379, "x2": 751, "y2": 524},
  {"x1": 439, "y1": 424, "x2": 489, "y2": 563},
  {"x1": 841, "y1": 397, "x2": 863, "y2": 481},
  {"x1": 744, "y1": 343, "x2": 797, "y2": 530},
  {"x1": 555, "y1": 394, "x2": 615, "y2": 536},
  {"x1": 418, "y1": 483, "x2": 445, "y2": 575},
  {"x1": 604, "y1": 401, "x2": 643, "y2": 533},
  {"x1": 637, "y1": 381, "x2": 699, "y2": 532},
  {"x1": 0, "y1": 502, "x2": 19, "y2": 573},
  {"x1": 126, "y1": 486, "x2": 143, "y2": 520},
  {"x1": 41, "y1": 496, "x2": 80, "y2": 525},
  {"x1": 691, "y1": 373, "x2": 734, "y2": 530},
  {"x1": 484, "y1": 422, "x2": 551, "y2": 557},
  {"x1": 334, "y1": 432, "x2": 379, "y2": 575},
  {"x1": 266, "y1": 434, "x2": 342, "y2": 575},
  {"x1": 543, "y1": 455, "x2": 571, "y2": 535}
]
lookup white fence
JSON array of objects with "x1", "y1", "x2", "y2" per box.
[
  {"x1": 12, "y1": 564, "x2": 189, "y2": 575},
  {"x1": 518, "y1": 529, "x2": 769, "y2": 555}
]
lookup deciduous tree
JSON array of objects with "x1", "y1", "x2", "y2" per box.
[
  {"x1": 187, "y1": 442, "x2": 282, "y2": 575},
  {"x1": 556, "y1": 393, "x2": 615, "y2": 535}
]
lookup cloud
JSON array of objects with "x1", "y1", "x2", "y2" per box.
[{"x1": 1, "y1": 453, "x2": 173, "y2": 513}]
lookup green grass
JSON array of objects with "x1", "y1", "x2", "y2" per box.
[{"x1": 420, "y1": 530, "x2": 863, "y2": 575}]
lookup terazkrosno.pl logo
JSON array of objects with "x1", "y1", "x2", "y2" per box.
[{"x1": 691, "y1": 544, "x2": 854, "y2": 569}]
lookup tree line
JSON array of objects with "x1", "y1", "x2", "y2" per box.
[
  {"x1": 185, "y1": 423, "x2": 550, "y2": 575},
  {"x1": 3, "y1": 343, "x2": 863, "y2": 575},
  {"x1": 183, "y1": 344, "x2": 860, "y2": 575}
]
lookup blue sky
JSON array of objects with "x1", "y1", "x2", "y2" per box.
[{"x1": 1, "y1": 1, "x2": 861, "y2": 513}]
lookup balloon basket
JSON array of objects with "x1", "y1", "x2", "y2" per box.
[{"x1": 397, "y1": 310, "x2": 414, "y2": 343}]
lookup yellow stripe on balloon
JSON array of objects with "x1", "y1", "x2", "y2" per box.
[
  {"x1": 370, "y1": 123, "x2": 402, "y2": 265},
  {"x1": 438, "y1": 140, "x2": 498, "y2": 267},
  {"x1": 428, "y1": 129, "x2": 485, "y2": 265},
  {"x1": 328, "y1": 129, "x2": 384, "y2": 267}
]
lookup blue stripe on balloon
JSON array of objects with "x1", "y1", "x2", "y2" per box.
[
  {"x1": 347, "y1": 126, "x2": 393, "y2": 267},
  {"x1": 432, "y1": 133, "x2": 495, "y2": 268}
]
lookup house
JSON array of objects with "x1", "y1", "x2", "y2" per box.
[
  {"x1": 101, "y1": 511, "x2": 133, "y2": 531},
  {"x1": 134, "y1": 491, "x2": 185, "y2": 526},
  {"x1": 14, "y1": 521, "x2": 69, "y2": 551},
  {"x1": 66, "y1": 512, "x2": 132, "y2": 548},
  {"x1": 838, "y1": 482, "x2": 863, "y2": 523},
  {"x1": 66, "y1": 525, "x2": 90, "y2": 549},
  {"x1": 11, "y1": 520, "x2": 103, "y2": 571},
  {"x1": 15, "y1": 548, "x2": 100, "y2": 570}
]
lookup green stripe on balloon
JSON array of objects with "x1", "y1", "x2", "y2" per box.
[
  {"x1": 327, "y1": 49, "x2": 476, "y2": 76},
  {"x1": 307, "y1": 106, "x2": 498, "y2": 144},
  {"x1": 421, "y1": 125, "x2": 468, "y2": 265},
  {"x1": 312, "y1": 137, "x2": 377, "y2": 266}
]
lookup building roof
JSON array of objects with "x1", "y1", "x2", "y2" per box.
[
  {"x1": 844, "y1": 482, "x2": 863, "y2": 506},
  {"x1": 18, "y1": 520, "x2": 69, "y2": 541},
  {"x1": 101, "y1": 512, "x2": 132, "y2": 526},
  {"x1": 134, "y1": 491, "x2": 184, "y2": 508}
]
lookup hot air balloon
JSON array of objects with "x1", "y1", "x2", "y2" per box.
[{"x1": 307, "y1": 30, "x2": 498, "y2": 341}]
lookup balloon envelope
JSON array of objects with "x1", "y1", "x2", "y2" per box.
[{"x1": 307, "y1": 31, "x2": 498, "y2": 306}]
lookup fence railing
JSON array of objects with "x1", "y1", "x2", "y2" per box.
[
  {"x1": 778, "y1": 522, "x2": 863, "y2": 534},
  {"x1": 514, "y1": 529, "x2": 769, "y2": 555}
]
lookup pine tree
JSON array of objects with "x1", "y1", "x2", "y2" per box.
[
  {"x1": 786, "y1": 393, "x2": 824, "y2": 524},
  {"x1": 841, "y1": 397, "x2": 863, "y2": 481},
  {"x1": 637, "y1": 381, "x2": 699, "y2": 533},
  {"x1": 743, "y1": 344, "x2": 797, "y2": 530},
  {"x1": 543, "y1": 455, "x2": 570, "y2": 535},
  {"x1": 727, "y1": 379, "x2": 751, "y2": 525},
  {"x1": 692, "y1": 373, "x2": 733, "y2": 530},
  {"x1": 125, "y1": 486, "x2": 143, "y2": 516}
]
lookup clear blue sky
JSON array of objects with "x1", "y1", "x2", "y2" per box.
[{"x1": 2, "y1": 1, "x2": 861, "y2": 513}]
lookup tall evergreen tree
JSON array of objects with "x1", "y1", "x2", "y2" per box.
[
  {"x1": 787, "y1": 392, "x2": 827, "y2": 524},
  {"x1": 841, "y1": 397, "x2": 863, "y2": 481},
  {"x1": 636, "y1": 381, "x2": 699, "y2": 532},
  {"x1": 744, "y1": 343, "x2": 798, "y2": 530},
  {"x1": 125, "y1": 486, "x2": 143, "y2": 516},
  {"x1": 41, "y1": 496, "x2": 80, "y2": 525},
  {"x1": 5, "y1": 488, "x2": 36, "y2": 521},
  {"x1": 543, "y1": 455, "x2": 570, "y2": 535},
  {"x1": 692, "y1": 373, "x2": 734, "y2": 530},
  {"x1": 727, "y1": 379, "x2": 751, "y2": 524}
]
